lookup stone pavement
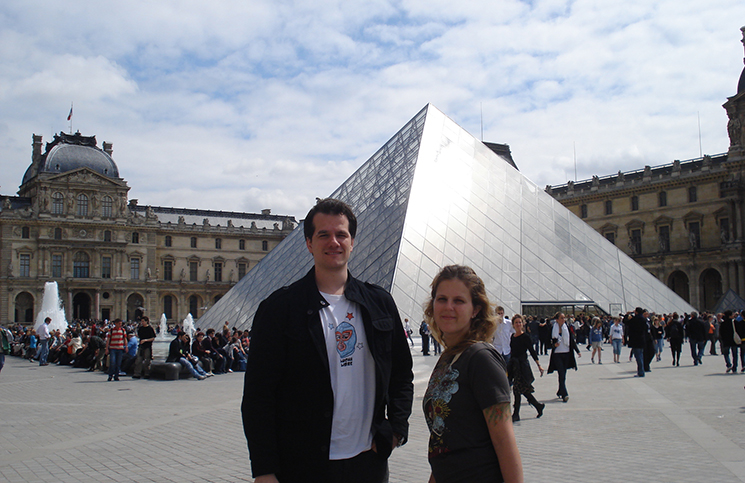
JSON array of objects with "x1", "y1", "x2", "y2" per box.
[{"x1": 1, "y1": 342, "x2": 743, "y2": 482}]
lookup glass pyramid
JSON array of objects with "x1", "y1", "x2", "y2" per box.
[{"x1": 198, "y1": 104, "x2": 693, "y2": 332}]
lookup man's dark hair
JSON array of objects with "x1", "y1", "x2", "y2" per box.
[
  {"x1": 303, "y1": 198, "x2": 357, "y2": 241},
  {"x1": 635, "y1": 307, "x2": 644, "y2": 315},
  {"x1": 206, "y1": 328, "x2": 215, "y2": 336}
]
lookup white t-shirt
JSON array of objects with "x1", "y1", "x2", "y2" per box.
[
  {"x1": 319, "y1": 292, "x2": 376, "y2": 460},
  {"x1": 492, "y1": 316, "x2": 514, "y2": 356},
  {"x1": 552, "y1": 321, "x2": 571, "y2": 353}
]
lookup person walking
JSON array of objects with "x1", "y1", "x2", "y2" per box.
[
  {"x1": 508, "y1": 314, "x2": 545, "y2": 422},
  {"x1": 589, "y1": 317, "x2": 603, "y2": 364},
  {"x1": 609, "y1": 317, "x2": 624, "y2": 363},
  {"x1": 720, "y1": 310, "x2": 741, "y2": 373},
  {"x1": 627, "y1": 308, "x2": 648, "y2": 377},
  {"x1": 132, "y1": 316, "x2": 156, "y2": 379},
  {"x1": 420, "y1": 320, "x2": 431, "y2": 356},
  {"x1": 547, "y1": 313, "x2": 581, "y2": 402},
  {"x1": 666, "y1": 313, "x2": 684, "y2": 366},
  {"x1": 105, "y1": 319, "x2": 127, "y2": 382}
]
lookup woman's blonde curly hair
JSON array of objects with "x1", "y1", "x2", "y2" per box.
[{"x1": 423, "y1": 265, "x2": 497, "y2": 355}]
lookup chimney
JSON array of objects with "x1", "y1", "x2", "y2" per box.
[
  {"x1": 32, "y1": 134, "x2": 43, "y2": 164},
  {"x1": 261, "y1": 209, "x2": 271, "y2": 215},
  {"x1": 103, "y1": 142, "x2": 113, "y2": 157}
]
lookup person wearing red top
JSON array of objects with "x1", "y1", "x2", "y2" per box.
[{"x1": 106, "y1": 319, "x2": 127, "y2": 382}]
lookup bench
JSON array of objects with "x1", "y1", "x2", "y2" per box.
[{"x1": 149, "y1": 360, "x2": 204, "y2": 380}]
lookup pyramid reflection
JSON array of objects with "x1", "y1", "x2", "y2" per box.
[{"x1": 198, "y1": 105, "x2": 693, "y2": 332}]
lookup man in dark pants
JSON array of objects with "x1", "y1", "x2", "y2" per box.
[
  {"x1": 132, "y1": 316, "x2": 156, "y2": 379},
  {"x1": 242, "y1": 199, "x2": 414, "y2": 483},
  {"x1": 687, "y1": 311, "x2": 707, "y2": 365},
  {"x1": 419, "y1": 320, "x2": 430, "y2": 355},
  {"x1": 627, "y1": 307, "x2": 649, "y2": 377}
]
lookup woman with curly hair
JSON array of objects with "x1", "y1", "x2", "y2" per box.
[{"x1": 422, "y1": 265, "x2": 523, "y2": 483}]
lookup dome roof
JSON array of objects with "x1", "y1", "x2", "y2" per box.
[{"x1": 22, "y1": 132, "x2": 119, "y2": 185}]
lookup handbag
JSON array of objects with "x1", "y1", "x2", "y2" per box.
[{"x1": 734, "y1": 321, "x2": 742, "y2": 345}]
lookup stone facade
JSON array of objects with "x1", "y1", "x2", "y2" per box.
[
  {"x1": 546, "y1": 27, "x2": 745, "y2": 312},
  {"x1": 0, "y1": 132, "x2": 296, "y2": 325}
]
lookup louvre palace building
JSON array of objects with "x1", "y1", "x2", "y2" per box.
[
  {"x1": 0, "y1": 131, "x2": 296, "y2": 324},
  {"x1": 546, "y1": 27, "x2": 745, "y2": 312}
]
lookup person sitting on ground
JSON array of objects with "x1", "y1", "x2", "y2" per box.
[{"x1": 166, "y1": 332, "x2": 208, "y2": 380}]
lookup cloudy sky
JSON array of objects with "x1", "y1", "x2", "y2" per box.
[{"x1": 1, "y1": 0, "x2": 744, "y2": 220}]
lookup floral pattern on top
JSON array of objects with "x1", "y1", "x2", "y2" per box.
[{"x1": 423, "y1": 359, "x2": 459, "y2": 456}]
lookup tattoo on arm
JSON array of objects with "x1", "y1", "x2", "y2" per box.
[{"x1": 483, "y1": 402, "x2": 511, "y2": 425}]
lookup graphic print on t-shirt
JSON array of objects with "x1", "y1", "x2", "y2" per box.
[{"x1": 336, "y1": 319, "x2": 357, "y2": 358}]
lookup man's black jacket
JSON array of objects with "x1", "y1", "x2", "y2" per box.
[{"x1": 242, "y1": 268, "x2": 414, "y2": 482}]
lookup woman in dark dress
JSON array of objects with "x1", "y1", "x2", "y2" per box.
[{"x1": 508, "y1": 315, "x2": 544, "y2": 422}]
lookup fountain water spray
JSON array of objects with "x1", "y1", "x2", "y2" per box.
[
  {"x1": 34, "y1": 281, "x2": 68, "y2": 333},
  {"x1": 182, "y1": 314, "x2": 195, "y2": 341}
]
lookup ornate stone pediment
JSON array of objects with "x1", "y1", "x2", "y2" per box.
[{"x1": 47, "y1": 167, "x2": 125, "y2": 188}]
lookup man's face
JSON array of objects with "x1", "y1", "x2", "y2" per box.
[{"x1": 306, "y1": 212, "x2": 354, "y2": 272}]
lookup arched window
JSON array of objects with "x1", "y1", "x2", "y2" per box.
[
  {"x1": 77, "y1": 193, "x2": 88, "y2": 216},
  {"x1": 215, "y1": 238, "x2": 222, "y2": 249},
  {"x1": 21, "y1": 226, "x2": 30, "y2": 239},
  {"x1": 132, "y1": 232, "x2": 139, "y2": 244},
  {"x1": 189, "y1": 295, "x2": 199, "y2": 316},
  {"x1": 165, "y1": 235, "x2": 172, "y2": 247},
  {"x1": 262, "y1": 240, "x2": 268, "y2": 251},
  {"x1": 54, "y1": 227, "x2": 63, "y2": 240},
  {"x1": 104, "y1": 230, "x2": 112, "y2": 242},
  {"x1": 73, "y1": 252, "x2": 90, "y2": 278},
  {"x1": 163, "y1": 295, "x2": 173, "y2": 319},
  {"x1": 52, "y1": 192, "x2": 64, "y2": 214},
  {"x1": 101, "y1": 196, "x2": 113, "y2": 217}
]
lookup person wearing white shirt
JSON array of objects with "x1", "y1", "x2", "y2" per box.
[
  {"x1": 37, "y1": 317, "x2": 51, "y2": 366},
  {"x1": 546, "y1": 313, "x2": 581, "y2": 402},
  {"x1": 491, "y1": 306, "x2": 515, "y2": 364}
]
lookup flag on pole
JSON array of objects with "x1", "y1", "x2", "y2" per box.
[{"x1": 67, "y1": 103, "x2": 73, "y2": 121}]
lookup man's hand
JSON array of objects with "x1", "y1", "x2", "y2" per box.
[{"x1": 254, "y1": 474, "x2": 279, "y2": 483}]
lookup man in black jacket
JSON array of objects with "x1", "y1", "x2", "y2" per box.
[
  {"x1": 626, "y1": 307, "x2": 649, "y2": 377},
  {"x1": 242, "y1": 199, "x2": 414, "y2": 483},
  {"x1": 687, "y1": 311, "x2": 707, "y2": 366}
]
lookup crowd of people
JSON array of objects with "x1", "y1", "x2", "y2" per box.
[{"x1": 0, "y1": 317, "x2": 250, "y2": 380}]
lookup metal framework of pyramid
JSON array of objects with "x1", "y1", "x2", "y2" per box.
[{"x1": 198, "y1": 104, "x2": 694, "y2": 331}]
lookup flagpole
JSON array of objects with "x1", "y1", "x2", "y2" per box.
[{"x1": 67, "y1": 102, "x2": 73, "y2": 134}]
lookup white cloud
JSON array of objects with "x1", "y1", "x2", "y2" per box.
[{"x1": 0, "y1": 0, "x2": 744, "y2": 220}]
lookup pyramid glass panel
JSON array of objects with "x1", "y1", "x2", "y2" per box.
[{"x1": 198, "y1": 104, "x2": 694, "y2": 331}]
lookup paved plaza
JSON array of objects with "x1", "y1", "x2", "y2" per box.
[{"x1": 1, "y1": 342, "x2": 744, "y2": 482}]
